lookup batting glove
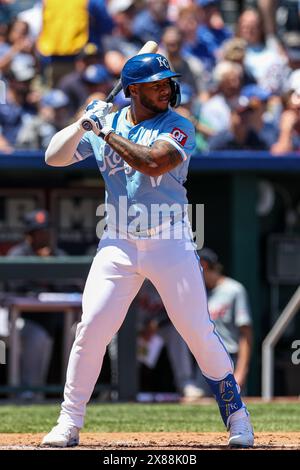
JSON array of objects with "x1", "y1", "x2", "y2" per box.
[{"x1": 79, "y1": 99, "x2": 114, "y2": 138}]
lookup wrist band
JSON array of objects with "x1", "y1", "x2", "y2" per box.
[{"x1": 99, "y1": 128, "x2": 114, "y2": 141}]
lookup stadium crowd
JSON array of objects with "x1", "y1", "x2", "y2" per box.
[{"x1": 1, "y1": 0, "x2": 300, "y2": 155}]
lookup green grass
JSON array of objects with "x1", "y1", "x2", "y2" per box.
[{"x1": 0, "y1": 403, "x2": 299, "y2": 433}]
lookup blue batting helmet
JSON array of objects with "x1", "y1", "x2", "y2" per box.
[{"x1": 121, "y1": 53, "x2": 181, "y2": 107}]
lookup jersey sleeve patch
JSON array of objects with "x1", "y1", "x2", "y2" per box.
[{"x1": 170, "y1": 128, "x2": 188, "y2": 146}]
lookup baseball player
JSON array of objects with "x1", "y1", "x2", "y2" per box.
[{"x1": 42, "y1": 53, "x2": 254, "y2": 448}]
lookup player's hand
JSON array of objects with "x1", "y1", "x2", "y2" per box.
[{"x1": 79, "y1": 99, "x2": 113, "y2": 135}]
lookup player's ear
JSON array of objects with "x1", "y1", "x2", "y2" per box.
[{"x1": 128, "y1": 84, "x2": 138, "y2": 97}]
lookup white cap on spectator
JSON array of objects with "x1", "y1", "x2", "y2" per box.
[
  {"x1": 41, "y1": 89, "x2": 70, "y2": 109},
  {"x1": 212, "y1": 60, "x2": 243, "y2": 85},
  {"x1": 10, "y1": 54, "x2": 36, "y2": 81},
  {"x1": 288, "y1": 69, "x2": 300, "y2": 91},
  {"x1": 290, "y1": 86, "x2": 300, "y2": 106},
  {"x1": 108, "y1": 0, "x2": 134, "y2": 15}
]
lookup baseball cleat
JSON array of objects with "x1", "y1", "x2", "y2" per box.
[
  {"x1": 42, "y1": 424, "x2": 80, "y2": 448},
  {"x1": 228, "y1": 412, "x2": 254, "y2": 448}
]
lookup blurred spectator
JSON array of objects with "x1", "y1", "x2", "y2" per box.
[
  {"x1": 132, "y1": 0, "x2": 172, "y2": 44},
  {"x1": 264, "y1": 0, "x2": 300, "y2": 39},
  {"x1": 75, "y1": 92, "x2": 106, "y2": 120},
  {"x1": 136, "y1": 280, "x2": 204, "y2": 400},
  {"x1": 236, "y1": 8, "x2": 289, "y2": 94},
  {"x1": 7, "y1": 208, "x2": 65, "y2": 263},
  {"x1": 0, "y1": 18, "x2": 34, "y2": 75},
  {"x1": 104, "y1": 50, "x2": 127, "y2": 82},
  {"x1": 257, "y1": 0, "x2": 279, "y2": 50},
  {"x1": 104, "y1": 0, "x2": 143, "y2": 58},
  {"x1": 209, "y1": 84, "x2": 278, "y2": 150},
  {"x1": 7, "y1": 209, "x2": 66, "y2": 400},
  {"x1": 57, "y1": 45, "x2": 106, "y2": 115},
  {"x1": 257, "y1": 1, "x2": 300, "y2": 57},
  {"x1": 197, "y1": 248, "x2": 253, "y2": 393},
  {"x1": 167, "y1": 0, "x2": 192, "y2": 23},
  {"x1": 196, "y1": 0, "x2": 232, "y2": 65},
  {"x1": 282, "y1": 31, "x2": 300, "y2": 71},
  {"x1": 81, "y1": 64, "x2": 113, "y2": 98},
  {"x1": 287, "y1": 68, "x2": 300, "y2": 93},
  {"x1": 160, "y1": 26, "x2": 206, "y2": 95},
  {"x1": 0, "y1": 0, "x2": 17, "y2": 24},
  {"x1": 0, "y1": 22, "x2": 8, "y2": 48},
  {"x1": 271, "y1": 75, "x2": 300, "y2": 154},
  {"x1": 0, "y1": 54, "x2": 37, "y2": 152},
  {"x1": 16, "y1": 89, "x2": 71, "y2": 150},
  {"x1": 220, "y1": 37, "x2": 257, "y2": 87},
  {"x1": 176, "y1": 82, "x2": 214, "y2": 151},
  {"x1": 17, "y1": 0, "x2": 43, "y2": 39},
  {"x1": 177, "y1": 4, "x2": 215, "y2": 72},
  {"x1": 36, "y1": 0, "x2": 113, "y2": 87},
  {"x1": 200, "y1": 60, "x2": 243, "y2": 134}
]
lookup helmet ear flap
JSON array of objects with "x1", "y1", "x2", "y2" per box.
[{"x1": 170, "y1": 80, "x2": 181, "y2": 108}]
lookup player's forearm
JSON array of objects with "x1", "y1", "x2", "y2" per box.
[
  {"x1": 106, "y1": 133, "x2": 161, "y2": 176},
  {"x1": 105, "y1": 133, "x2": 179, "y2": 176},
  {"x1": 45, "y1": 122, "x2": 85, "y2": 167}
]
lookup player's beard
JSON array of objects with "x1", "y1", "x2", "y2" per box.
[{"x1": 139, "y1": 90, "x2": 170, "y2": 114}]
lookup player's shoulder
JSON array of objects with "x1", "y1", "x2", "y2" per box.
[
  {"x1": 158, "y1": 109, "x2": 195, "y2": 142},
  {"x1": 164, "y1": 109, "x2": 194, "y2": 130},
  {"x1": 109, "y1": 106, "x2": 126, "y2": 123},
  {"x1": 108, "y1": 106, "x2": 130, "y2": 129},
  {"x1": 222, "y1": 277, "x2": 246, "y2": 295}
]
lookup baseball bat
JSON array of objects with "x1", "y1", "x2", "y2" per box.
[
  {"x1": 80, "y1": 41, "x2": 158, "y2": 132},
  {"x1": 105, "y1": 40, "x2": 159, "y2": 103}
]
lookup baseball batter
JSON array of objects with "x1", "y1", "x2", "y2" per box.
[{"x1": 42, "y1": 53, "x2": 254, "y2": 448}]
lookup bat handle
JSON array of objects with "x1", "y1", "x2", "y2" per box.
[{"x1": 105, "y1": 83, "x2": 122, "y2": 103}]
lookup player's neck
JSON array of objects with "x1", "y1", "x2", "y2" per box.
[{"x1": 127, "y1": 104, "x2": 157, "y2": 125}]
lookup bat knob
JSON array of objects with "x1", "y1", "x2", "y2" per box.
[{"x1": 81, "y1": 120, "x2": 93, "y2": 131}]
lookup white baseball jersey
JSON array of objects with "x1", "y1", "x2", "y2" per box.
[{"x1": 75, "y1": 106, "x2": 195, "y2": 232}]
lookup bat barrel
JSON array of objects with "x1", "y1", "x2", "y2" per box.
[{"x1": 105, "y1": 41, "x2": 158, "y2": 103}]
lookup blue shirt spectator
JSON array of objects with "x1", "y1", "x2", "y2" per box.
[
  {"x1": 0, "y1": 99, "x2": 35, "y2": 146},
  {"x1": 195, "y1": 0, "x2": 232, "y2": 70},
  {"x1": 88, "y1": 0, "x2": 114, "y2": 46},
  {"x1": 209, "y1": 85, "x2": 278, "y2": 150},
  {"x1": 0, "y1": 55, "x2": 36, "y2": 147},
  {"x1": 132, "y1": 0, "x2": 172, "y2": 44},
  {"x1": 183, "y1": 40, "x2": 215, "y2": 72}
]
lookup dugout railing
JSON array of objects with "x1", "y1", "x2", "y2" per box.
[{"x1": 262, "y1": 285, "x2": 300, "y2": 400}]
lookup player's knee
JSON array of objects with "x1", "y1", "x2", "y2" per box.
[{"x1": 75, "y1": 316, "x2": 112, "y2": 346}]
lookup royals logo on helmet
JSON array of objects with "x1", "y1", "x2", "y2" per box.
[
  {"x1": 171, "y1": 128, "x2": 188, "y2": 146},
  {"x1": 156, "y1": 56, "x2": 170, "y2": 69}
]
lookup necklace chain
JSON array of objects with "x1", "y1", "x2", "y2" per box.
[{"x1": 128, "y1": 107, "x2": 136, "y2": 125}]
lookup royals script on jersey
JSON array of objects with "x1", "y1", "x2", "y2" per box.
[{"x1": 75, "y1": 106, "x2": 196, "y2": 231}]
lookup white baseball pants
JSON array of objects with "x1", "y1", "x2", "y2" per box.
[{"x1": 58, "y1": 233, "x2": 233, "y2": 428}]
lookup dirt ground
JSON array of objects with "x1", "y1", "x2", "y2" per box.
[{"x1": 0, "y1": 432, "x2": 299, "y2": 450}]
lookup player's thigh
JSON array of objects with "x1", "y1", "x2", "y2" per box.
[
  {"x1": 149, "y1": 241, "x2": 209, "y2": 331},
  {"x1": 82, "y1": 240, "x2": 144, "y2": 326}
]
